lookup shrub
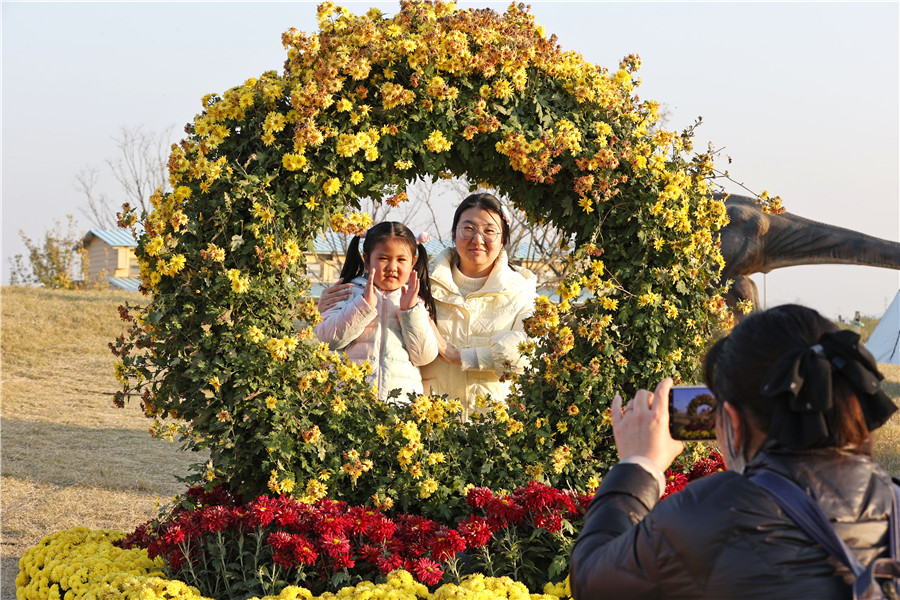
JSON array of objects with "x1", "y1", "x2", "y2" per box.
[{"x1": 112, "y1": 1, "x2": 745, "y2": 513}]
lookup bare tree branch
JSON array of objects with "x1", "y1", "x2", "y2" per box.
[
  {"x1": 106, "y1": 125, "x2": 174, "y2": 215},
  {"x1": 75, "y1": 167, "x2": 117, "y2": 229}
]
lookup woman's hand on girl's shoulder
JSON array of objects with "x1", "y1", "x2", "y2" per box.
[{"x1": 318, "y1": 279, "x2": 354, "y2": 313}]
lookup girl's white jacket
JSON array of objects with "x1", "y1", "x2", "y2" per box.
[
  {"x1": 315, "y1": 276, "x2": 438, "y2": 403},
  {"x1": 420, "y1": 248, "x2": 537, "y2": 420}
]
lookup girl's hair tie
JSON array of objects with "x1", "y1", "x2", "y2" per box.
[
  {"x1": 358, "y1": 230, "x2": 367, "y2": 239},
  {"x1": 416, "y1": 232, "x2": 431, "y2": 244},
  {"x1": 500, "y1": 205, "x2": 512, "y2": 224}
]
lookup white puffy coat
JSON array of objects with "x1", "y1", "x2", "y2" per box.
[
  {"x1": 421, "y1": 249, "x2": 537, "y2": 419},
  {"x1": 315, "y1": 276, "x2": 438, "y2": 403}
]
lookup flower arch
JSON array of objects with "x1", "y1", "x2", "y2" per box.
[{"x1": 114, "y1": 0, "x2": 730, "y2": 514}]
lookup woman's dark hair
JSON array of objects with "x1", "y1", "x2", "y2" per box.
[
  {"x1": 451, "y1": 192, "x2": 510, "y2": 246},
  {"x1": 340, "y1": 221, "x2": 436, "y2": 320},
  {"x1": 703, "y1": 304, "x2": 870, "y2": 450}
]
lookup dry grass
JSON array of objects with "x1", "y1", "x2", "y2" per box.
[
  {"x1": 872, "y1": 365, "x2": 900, "y2": 474},
  {"x1": 1, "y1": 286, "x2": 899, "y2": 596},
  {"x1": 1, "y1": 286, "x2": 196, "y2": 595}
]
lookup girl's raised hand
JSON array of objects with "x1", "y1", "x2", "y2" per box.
[
  {"x1": 318, "y1": 278, "x2": 354, "y2": 313},
  {"x1": 362, "y1": 268, "x2": 378, "y2": 309},
  {"x1": 399, "y1": 271, "x2": 419, "y2": 310}
]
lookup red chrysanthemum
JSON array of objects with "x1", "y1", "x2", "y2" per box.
[
  {"x1": 199, "y1": 505, "x2": 232, "y2": 533},
  {"x1": 688, "y1": 452, "x2": 725, "y2": 481},
  {"x1": 412, "y1": 557, "x2": 444, "y2": 586},
  {"x1": 485, "y1": 496, "x2": 526, "y2": 527},
  {"x1": 663, "y1": 471, "x2": 689, "y2": 498},
  {"x1": 533, "y1": 512, "x2": 564, "y2": 532},
  {"x1": 366, "y1": 514, "x2": 397, "y2": 543},
  {"x1": 331, "y1": 553, "x2": 356, "y2": 570},
  {"x1": 272, "y1": 548, "x2": 295, "y2": 569},
  {"x1": 268, "y1": 530, "x2": 295, "y2": 551},
  {"x1": 247, "y1": 495, "x2": 280, "y2": 527},
  {"x1": 314, "y1": 513, "x2": 352, "y2": 538},
  {"x1": 292, "y1": 534, "x2": 318, "y2": 565},
  {"x1": 376, "y1": 552, "x2": 405, "y2": 574},
  {"x1": 357, "y1": 543, "x2": 383, "y2": 563},
  {"x1": 516, "y1": 481, "x2": 557, "y2": 512},
  {"x1": 273, "y1": 496, "x2": 305, "y2": 528},
  {"x1": 457, "y1": 515, "x2": 494, "y2": 547},
  {"x1": 429, "y1": 526, "x2": 466, "y2": 561},
  {"x1": 162, "y1": 523, "x2": 186, "y2": 545},
  {"x1": 346, "y1": 505, "x2": 377, "y2": 536},
  {"x1": 466, "y1": 486, "x2": 494, "y2": 509},
  {"x1": 167, "y1": 547, "x2": 188, "y2": 571},
  {"x1": 322, "y1": 534, "x2": 351, "y2": 558}
]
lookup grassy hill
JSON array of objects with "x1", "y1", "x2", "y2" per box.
[
  {"x1": 0, "y1": 286, "x2": 197, "y2": 594},
  {"x1": 1, "y1": 286, "x2": 898, "y2": 595}
]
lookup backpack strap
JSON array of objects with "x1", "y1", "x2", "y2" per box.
[
  {"x1": 751, "y1": 469, "x2": 864, "y2": 575},
  {"x1": 752, "y1": 469, "x2": 900, "y2": 600}
]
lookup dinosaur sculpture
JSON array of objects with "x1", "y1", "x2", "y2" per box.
[{"x1": 718, "y1": 194, "x2": 900, "y2": 313}]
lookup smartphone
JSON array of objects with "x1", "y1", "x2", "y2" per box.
[{"x1": 668, "y1": 385, "x2": 717, "y2": 441}]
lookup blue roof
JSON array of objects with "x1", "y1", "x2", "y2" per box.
[
  {"x1": 106, "y1": 277, "x2": 142, "y2": 291},
  {"x1": 84, "y1": 229, "x2": 138, "y2": 248}
]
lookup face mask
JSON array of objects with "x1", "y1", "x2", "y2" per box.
[{"x1": 720, "y1": 408, "x2": 747, "y2": 474}]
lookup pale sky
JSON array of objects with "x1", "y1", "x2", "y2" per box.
[{"x1": 2, "y1": 2, "x2": 898, "y2": 319}]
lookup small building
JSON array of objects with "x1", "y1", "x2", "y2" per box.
[{"x1": 81, "y1": 229, "x2": 141, "y2": 291}]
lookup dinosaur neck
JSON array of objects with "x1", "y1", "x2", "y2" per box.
[{"x1": 760, "y1": 213, "x2": 900, "y2": 273}]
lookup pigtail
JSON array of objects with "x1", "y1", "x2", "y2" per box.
[
  {"x1": 414, "y1": 243, "x2": 437, "y2": 321},
  {"x1": 339, "y1": 235, "x2": 367, "y2": 282}
]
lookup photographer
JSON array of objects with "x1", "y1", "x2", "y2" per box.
[{"x1": 570, "y1": 304, "x2": 898, "y2": 599}]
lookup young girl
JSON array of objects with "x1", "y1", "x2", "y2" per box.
[{"x1": 315, "y1": 222, "x2": 438, "y2": 404}]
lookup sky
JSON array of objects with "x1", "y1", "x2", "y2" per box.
[{"x1": 2, "y1": 1, "x2": 898, "y2": 319}]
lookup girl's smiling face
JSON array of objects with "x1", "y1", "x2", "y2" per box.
[{"x1": 365, "y1": 237, "x2": 415, "y2": 292}]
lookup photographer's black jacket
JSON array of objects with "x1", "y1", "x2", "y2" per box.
[{"x1": 570, "y1": 444, "x2": 893, "y2": 599}]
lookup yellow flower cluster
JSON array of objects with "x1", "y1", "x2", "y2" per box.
[
  {"x1": 432, "y1": 572, "x2": 566, "y2": 600},
  {"x1": 268, "y1": 469, "x2": 297, "y2": 494},
  {"x1": 15, "y1": 528, "x2": 207, "y2": 600},
  {"x1": 424, "y1": 130, "x2": 453, "y2": 153},
  {"x1": 551, "y1": 444, "x2": 572, "y2": 474},
  {"x1": 266, "y1": 335, "x2": 299, "y2": 360},
  {"x1": 201, "y1": 242, "x2": 226, "y2": 262},
  {"x1": 523, "y1": 296, "x2": 559, "y2": 337},
  {"x1": 409, "y1": 395, "x2": 462, "y2": 425},
  {"x1": 330, "y1": 210, "x2": 373, "y2": 235},
  {"x1": 157, "y1": 253, "x2": 186, "y2": 277},
  {"x1": 227, "y1": 268, "x2": 250, "y2": 294}
]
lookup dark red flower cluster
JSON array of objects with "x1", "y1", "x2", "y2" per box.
[
  {"x1": 465, "y1": 481, "x2": 593, "y2": 534},
  {"x1": 662, "y1": 450, "x2": 725, "y2": 499},
  {"x1": 119, "y1": 486, "x2": 470, "y2": 588}
]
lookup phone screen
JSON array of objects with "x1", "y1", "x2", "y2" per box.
[{"x1": 669, "y1": 385, "x2": 717, "y2": 441}]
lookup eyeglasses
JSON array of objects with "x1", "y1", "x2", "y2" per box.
[{"x1": 456, "y1": 225, "x2": 501, "y2": 243}]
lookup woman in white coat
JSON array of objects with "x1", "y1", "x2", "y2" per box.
[{"x1": 320, "y1": 194, "x2": 537, "y2": 420}]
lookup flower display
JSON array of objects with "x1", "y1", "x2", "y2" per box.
[
  {"x1": 106, "y1": 482, "x2": 590, "y2": 597},
  {"x1": 16, "y1": 526, "x2": 571, "y2": 600},
  {"x1": 110, "y1": 0, "x2": 734, "y2": 510},
  {"x1": 84, "y1": 2, "x2": 755, "y2": 597}
]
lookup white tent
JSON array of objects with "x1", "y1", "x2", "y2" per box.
[{"x1": 867, "y1": 290, "x2": 900, "y2": 365}]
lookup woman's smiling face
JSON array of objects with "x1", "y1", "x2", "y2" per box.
[{"x1": 453, "y1": 207, "x2": 503, "y2": 278}]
